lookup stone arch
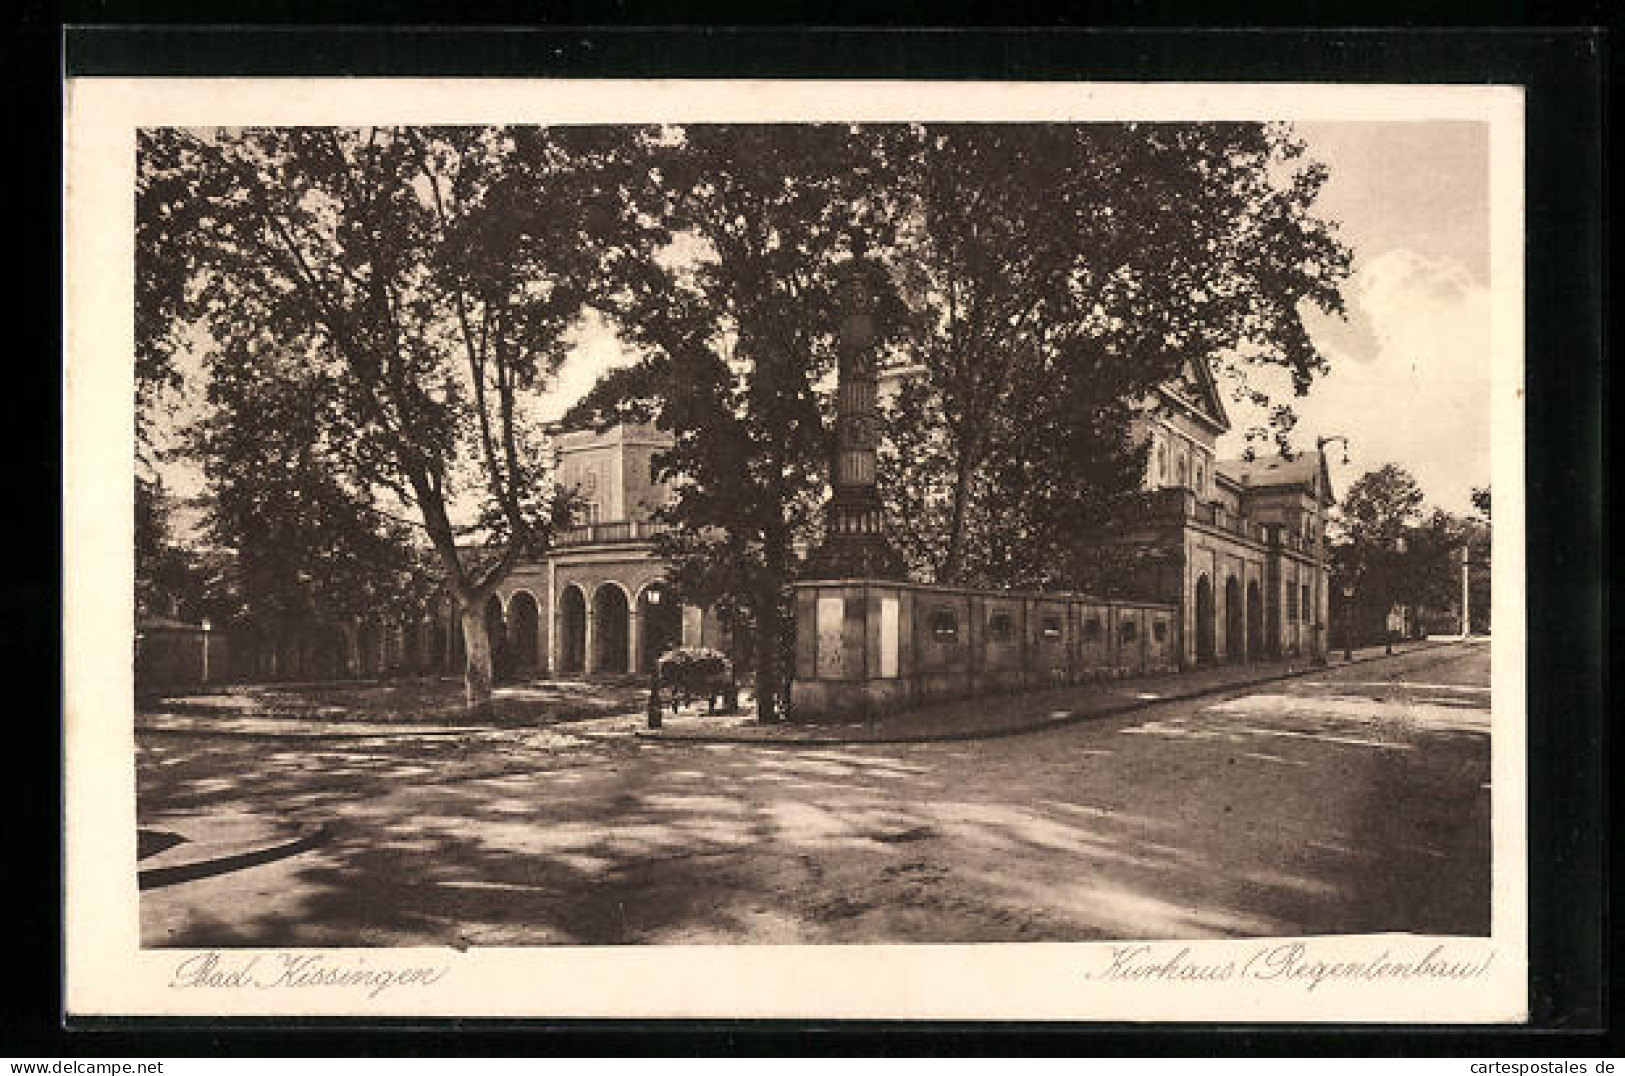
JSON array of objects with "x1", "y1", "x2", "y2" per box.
[
  {"x1": 636, "y1": 581, "x2": 682, "y2": 674},
  {"x1": 558, "y1": 584, "x2": 588, "y2": 676},
  {"x1": 483, "y1": 593, "x2": 514, "y2": 683},
  {"x1": 1224, "y1": 575, "x2": 1243, "y2": 663},
  {"x1": 1246, "y1": 579, "x2": 1263, "y2": 662},
  {"x1": 507, "y1": 589, "x2": 542, "y2": 679},
  {"x1": 1194, "y1": 574, "x2": 1215, "y2": 665},
  {"x1": 592, "y1": 581, "x2": 632, "y2": 676},
  {"x1": 357, "y1": 621, "x2": 381, "y2": 678},
  {"x1": 428, "y1": 615, "x2": 448, "y2": 674},
  {"x1": 449, "y1": 604, "x2": 467, "y2": 670},
  {"x1": 400, "y1": 620, "x2": 423, "y2": 674},
  {"x1": 316, "y1": 623, "x2": 348, "y2": 679}
]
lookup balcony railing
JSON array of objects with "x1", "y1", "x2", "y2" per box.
[
  {"x1": 555, "y1": 519, "x2": 671, "y2": 547},
  {"x1": 1132, "y1": 487, "x2": 1275, "y2": 545}
]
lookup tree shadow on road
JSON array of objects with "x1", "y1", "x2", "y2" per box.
[{"x1": 139, "y1": 692, "x2": 1492, "y2": 947}]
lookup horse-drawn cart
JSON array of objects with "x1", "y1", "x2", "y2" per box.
[{"x1": 655, "y1": 647, "x2": 737, "y2": 715}]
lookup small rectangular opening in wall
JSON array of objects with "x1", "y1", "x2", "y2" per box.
[
  {"x1": 880, "y1": 596, "x2": 899, "y2": 678},
  {"x1": 816, "y1": 595, "x2": 845, "y2": 679}
]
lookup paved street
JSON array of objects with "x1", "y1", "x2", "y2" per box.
[{"x1": 138, "y1": 640, "x2": 1491, "y2": 947}]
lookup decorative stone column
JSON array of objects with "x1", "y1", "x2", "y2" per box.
[
  {"x1": 583, "y1": 608, "x2": 597, "y2": 677},
  {"x1": 804, "y1": 259, "x2": 905, "y2": 581},
  {"x1": 793, "y1": 259, "x2": 907, "y2": 721},
  {"x1": 629, "y1": 604, "x2": 643, "y2": 676}
]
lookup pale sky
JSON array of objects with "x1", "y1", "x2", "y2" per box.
[{"x1": 1215, "y1": 121, "x2": 1492, "y2": 515}]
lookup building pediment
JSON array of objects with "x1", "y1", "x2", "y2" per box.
[{"x1": 1156, "y1": 358, "x2": 1230, "y2": 435}]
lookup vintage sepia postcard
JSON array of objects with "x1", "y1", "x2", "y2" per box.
[{"x1": 64, "y1": 76, "x2": 1526, "y2": 1022}]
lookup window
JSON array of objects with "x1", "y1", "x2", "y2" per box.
[
  {"x1": 1178, "y1": 457, "x2": 1189, "y2": 487},
  {"x1": 1157, "y1": 442, "x2": 1168, "y2": 481},
  {"x1": 1195, "y1": 462, "x2": 1205, "y2": 492},
  {"x1": 1083, "y1": 617, "x2": 1103, "y2": 642},
  {"x1": 988, "y1": 612, "x2": 1014, "y2": 643},
  {"x1": 1041, "y1": 616, "x2": 1064, "y2": 640},
  {"x1": 1120, "y1": 620, "x2": 1138, "y2": 642},
  {"x1": 1153, "y1": 620, "x2": 1168, "y2": 642},
  {"x1": 1301, "y1": 585, "x2": 1312, "y2": 623},
  {"x1": 929, "y1": 610, "x2": 958, "y2": 643}
]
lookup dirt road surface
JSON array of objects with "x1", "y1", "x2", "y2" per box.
[{"x1": 138, "y1": 640, "x2": 1492, "y2": 947}]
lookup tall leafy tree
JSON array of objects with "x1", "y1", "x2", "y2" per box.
[
  {"x1": 592, "y1": 125, "x2": 905, "y2": 721},
  {"x1": 137, "y1": 126, "x2": 647, "y2": 708},
  {"x1": 196, "y1": 335, "x2": 439, "y2": 674},
  {"x1": 1337, "y1": 463, "x2": 1426, "y2": 549},
  {"x1": 1404, "y1": 506, "x2": 1490, "y2": 626},
  {"x1": 879, "y1": 122, "x2": 1351, "y2": 588},
  {"x1": 1332, "y1": 469, "x2": 1491, "y2": 637},
  {"x1": 134, "y1": 472, "x2": 205, "y2": 619},
  {"x1": 1331, "y1": 463, "x2": 1432, "y2": 632}
]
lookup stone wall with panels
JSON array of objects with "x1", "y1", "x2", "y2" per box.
[{"x1": 790, "y1": 580, "x2": 1180, "y2": 722}]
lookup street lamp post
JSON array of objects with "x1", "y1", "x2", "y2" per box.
[
  {"x1": 1341, "y1": 583, "x2": 1355, "y2": 662},
  {"x1": 645, "y1": 585, "x2": 664, "y2": 730},
  {"x1": 1385, "y1": 534, "x2": 1407, "y2": 655},
  {"x1": 200, "y1": 617, "x2": 212, "y2": 685},
  {"x1": 1459, "y1": 544, "x2": 1472, "y2": 638},
  {"x1": 1312, "y1": 435, "x2": 1350, "y2": 665}
]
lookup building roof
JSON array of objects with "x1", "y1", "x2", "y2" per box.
[{"x1": 1216, "y1": 453, "x2": 1336, "y2": 505}]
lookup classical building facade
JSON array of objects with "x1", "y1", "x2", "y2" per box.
[
  {"x1": 441, "y1": 421, "x2": 730, "y2": 682},
  {"x1": 1123, "y1": 358, "x2": 1334, "y2": 666},
  {"x1": 863, "y1": 356, "x2": 1335, "y2": 671},
  {"x1": 160, "y1": 359, "x2": 1330, "y2": 692}
]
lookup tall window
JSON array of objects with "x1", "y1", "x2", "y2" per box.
[
  {"x1": 1195, "y1": 462, "x2": 1205, "y2": 493},
  {"x1": 1178, "y1": 457, "x2": 1189, "y2": 487},
  {"x1": 1301, "y1": 585, "x2": 1312, "y2": 623},
  {"x1": 1157, "y1": 442, "x2": 1168, "y2": 481}
]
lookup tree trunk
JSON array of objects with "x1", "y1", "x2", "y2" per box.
[
  {"x1": 940, "y1": 453, "x2": 975, "y2": 585},
  {"x1": 460, "y1": 607, "x2": 495, "y2": 713},
  {"x1": 757, "y1": 501, "x2": 795, "y2": 723},
  {"x1": 754, "y1": 615, "x2": 779, "y2": 723}
]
